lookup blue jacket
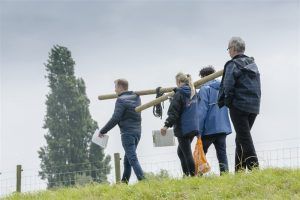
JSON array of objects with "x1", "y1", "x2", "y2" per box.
[
  {"x1": 100, "y1": 91, "x2": 141, "y2": 135},
  {"x1": 218, "y1": 54, "x2": 261, "y2": 114},
  {"x1": 165, "y1": 85, "x2": 199, "y2": 137},
  {"x1": 198, "y1": 80, "x2": 232, "y2": 136}
]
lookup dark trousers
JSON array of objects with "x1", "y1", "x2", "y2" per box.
[
  {"x1": 202, "y1": 133, "x2": 229, "y2": 175},
  {"x1": 177, "y1": 135, "x2": 195, "y2": 176},
  {"x1": 229, "y1": 106, "x2": 259, "y2": 172},
  {"x1": 121, "y1": 134, "x2": 144, "y2": 183}
]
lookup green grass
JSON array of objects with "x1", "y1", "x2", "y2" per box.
[{"x1": 5, "y1": 168, "x2": 300, "y2": 200}]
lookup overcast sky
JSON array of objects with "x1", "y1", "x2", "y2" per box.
[{"x1": 1, "y1": 0, "x2": 300, "y2": 189}]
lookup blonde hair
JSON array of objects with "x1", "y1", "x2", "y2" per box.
[{"x1": 175, "y1": 72, "x2": 195, "y2": 99}]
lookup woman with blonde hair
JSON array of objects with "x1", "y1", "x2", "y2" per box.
[{"x1": 161, "y1": 72, "x2": 199, "y2": 176}]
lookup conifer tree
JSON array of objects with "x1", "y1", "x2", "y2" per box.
[{"x1": 39, "y1": 45, "x2": 111, "y2": 187}]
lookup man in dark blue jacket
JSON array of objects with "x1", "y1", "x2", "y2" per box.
[
  {"x1": 218, "y1": 37, "x2": 261, "y2": 172},
  {"x1": 198, "y1": 66, "x2": 232, "y2": 175},
  {"x1": 99, "y1": 79, "x2": 144, "y2": 183}
]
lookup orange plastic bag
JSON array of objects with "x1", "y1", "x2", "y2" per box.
[{"x1": 193, "y1": 137, "x2": 211, "y2": 175}]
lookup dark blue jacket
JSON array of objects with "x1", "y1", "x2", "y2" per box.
[
  {"x1": 164, "y1": 85, "x2": 199, "y2": 137},
  {"x1": 100, "y1": 91, "x2": 141, "y2": 135},
  {"x1": 198, "y1": 80, "x2": 232, "y2": 136},
  {"x1": 218, "y1": 54, "x2": 261, "y2": 114}
]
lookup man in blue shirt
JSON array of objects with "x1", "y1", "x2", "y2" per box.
[
  {"x1": 99, "y1": 79, "x2": 144, "y2": 183},
  {"x1": 198, "y1": 66, "x2": 232, "y2": 175},
  {"x1": 218, "y1": 37, "x2": 261, "y2": 172}
]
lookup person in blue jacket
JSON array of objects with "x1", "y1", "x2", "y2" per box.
[
  {"x1": 198, "y1": 66, "x2": 232, "y2": 174},
  {"x1": 99, "y1": 79, "x2": 144, "y2": 183},
  {"x1": 161, "y1": 72, "x2": 199, "y2": 177}
]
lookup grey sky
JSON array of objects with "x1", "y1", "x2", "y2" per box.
[{"x1": 1, "y1": 0, "x2": 300, "y2": 188}]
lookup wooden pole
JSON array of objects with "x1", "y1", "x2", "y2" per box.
[
  {"x1": 16, "y1": 165, "x2": 22, "y2": 193},
  {"x1": 114, "y1": 153, "x2": 121, "y2": 183},
  {"x1": 135, "y1": 70, "x2": 223, "y2": 112},
  {"x1": 135, "y1": 91, "x2": 175, "y2": 113},
  {"x1": 98, "y1": 87, "x2": 176, "y2": 100},
  {"x1": 98, "y1": 70, "x2": 223, "y2": 101},
  {"x1": 193, "y1": 70, "x2": 223, "y2": 88}
]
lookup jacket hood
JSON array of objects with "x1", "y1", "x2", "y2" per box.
[
  {"x1": 203, "y1": 80, "x2": 221, "y2": 90},
  {"x1": 234, "y1": 57, "x2": 259, "y2": 78},
  {"x1": 178, "y1": 85, "x2": 191, "y2": 98},
  {"x1": 243, "y1": 62, "x2": 259, "y2": 75}
]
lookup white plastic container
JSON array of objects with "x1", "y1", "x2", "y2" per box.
[
  {"x1": 152, "y1": 129, "x2": 175, "y2": 147},
  {"x1": 92, "y1": 132, "x2": 109, "y2": 148}
]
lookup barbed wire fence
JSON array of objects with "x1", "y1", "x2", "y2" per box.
[{"x1": 1, "y1": 145, "x2": 299, "y2": 198}]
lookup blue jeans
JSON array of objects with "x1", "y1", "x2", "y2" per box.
[
  {"x1": 202, "y1": 133, "x2": 229, "y2": 174},
  {"x1": 121, "y1": 134, "x2": 144, "y2": 183}
]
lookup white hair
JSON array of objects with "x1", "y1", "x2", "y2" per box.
[{"x1": 229, "y1": 37, "x2": 246, "y2": 53}]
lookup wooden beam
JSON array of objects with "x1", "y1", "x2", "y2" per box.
[
  {"x1": 98, "y1": 87, "x2": 176, "y2": 100},
  {"x1": 135, "y1": 70, "x2": 223, "y2": 112}
]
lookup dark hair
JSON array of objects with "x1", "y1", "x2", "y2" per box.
[
  {"x1": 114, "y1": 79, "x2": 128, "y2": 90},
  {"x1": 199, "y1": 65, "x2": 215, "y2": 77}
]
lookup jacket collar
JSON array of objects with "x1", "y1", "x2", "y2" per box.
[
  {"x1": 118, "y1": 91, "x2": 133, "y2": 97},
  {"x1": 232, "y1": 54, "x2": 247, "y2": 60}
]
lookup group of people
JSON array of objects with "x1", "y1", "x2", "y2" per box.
[{"x1": 98, "y1": 36, "x2": 261, "y2": 183}]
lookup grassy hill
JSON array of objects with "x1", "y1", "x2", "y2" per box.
[{"x1": 5, "y1": 168, "x2": 300, "y2": 200}]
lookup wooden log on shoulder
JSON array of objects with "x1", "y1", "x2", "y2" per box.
[
  {"x1": 194, "y1": 69, "x2": 223, "y2": 88},
  {"x1": 98, "y1": 86, "x2": 176, "y2": 100},
  {"x1": 135, "y1": 70, "x2": 223, "y2": 112}
]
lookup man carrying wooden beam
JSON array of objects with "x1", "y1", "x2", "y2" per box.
[{"x1": 98, "y1": 79, "x2": 145, "y2": 183}]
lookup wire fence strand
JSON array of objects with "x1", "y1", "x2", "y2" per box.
[{"x1": 1, "y1": 146, "x2": 299, "y2": 198}]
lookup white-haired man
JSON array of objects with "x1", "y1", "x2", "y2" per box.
[{"x1": 218, "y1": 37, "x2": 261, "y2": 172}]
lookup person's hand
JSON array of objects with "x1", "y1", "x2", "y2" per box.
[
  {"x1": 160, "y1": 126, "x2": 168, "y2": 136},
  {"x1": 98, "y1": 132, "x2": 105, "y2": 138}
]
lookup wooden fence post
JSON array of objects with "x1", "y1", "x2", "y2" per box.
[
  {"x1": 16, "y1": 165, "x2": 22, "y2": 193},
  {"x1": 114, "y1": 153, "x2": 121, "y2": 183}
]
